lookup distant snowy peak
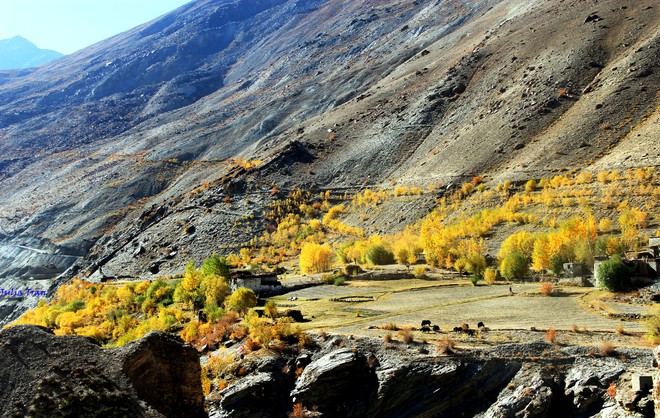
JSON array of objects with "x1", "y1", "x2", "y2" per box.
[{"x1": 0, "y1": 36, "x2": 63, "y2": 70}]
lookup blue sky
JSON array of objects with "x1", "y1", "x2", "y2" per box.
[{"x1": 0, "y1": 0, "x2": 192, "y2": 54}]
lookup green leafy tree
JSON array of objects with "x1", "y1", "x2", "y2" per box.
[
  {"x1": 146, "y1": 279, "x2": 175, "y2": 305},
  {"x1": 204, "y1": 301, "x2": 225, "y2": 322},
  {"x1": 200, "y1": 253, "x2": 230, "y2": 278},
  {"x1": 597, "y1": 255, "x2": 631, "y2": 292},
  {"x1": 365, "y1": 244, "x2": 395, "y2": 265},
  {"x1": 499, "y1": 252, "x2": 530, "y2": 281}
]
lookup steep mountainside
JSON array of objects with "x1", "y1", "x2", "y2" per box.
[
  {"x1": 0, "y1": 0, "x2": 658, "y2": 321},
  {"x1": 0, "y1": 36, "x2": 63, "y2": 70}
]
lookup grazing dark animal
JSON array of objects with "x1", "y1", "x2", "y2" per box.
[
  {"x1": 453, "y1": 324, "x2": 476, "y2": 335},
  {"x1": 477, "y1": 321, "x2": 485, "y2": 329},
  {"x1": 421, "y1": 320, "x2": 431, "y2": 327},
  {"x1": 432, "y1": 325, "x2": 440, "y2": 332},
  {"x1": 421, "y1": 326, "x2": 430, "y2": 333}
]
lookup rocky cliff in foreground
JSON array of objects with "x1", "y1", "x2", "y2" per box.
[
  {"x1": 210, "y1": 335, "x2": 657, "y2": 418},
  {"x1": 0, "y1": 325, "x2": 656, "y2": 417},
  {"x1": 0, "y1": 325, "x2": 205, "y2": 417}
]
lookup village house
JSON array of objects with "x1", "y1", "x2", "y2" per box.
[
  {"x1": 594, "y1": 237, "x2": 660, "y2": 285},
  {"x1": 229, "y1": 270, "x2": 282, "y2": 295}
]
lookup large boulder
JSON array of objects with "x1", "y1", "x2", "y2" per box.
[
  {"x1": 371, "y1": 358, "x2": 522, "y2": 418},
  {"x1": 483, "y1": 363, "x2": 561, "y2": 418},
  {"x1": 291, "y1": 348, "x2": 378, "y2": 416},
  {"x1": 0, "y1": 325, "x2": 205, "y2": 417},
  {"x1": 117, "y1": 330, "x2": 206, "y2": 417},
  {"x1": 564, "y1": 358, "x2": 625, "y2": 415},
  {"x1": 217, "y1": 372, "x2": 292, "y2": 418}
]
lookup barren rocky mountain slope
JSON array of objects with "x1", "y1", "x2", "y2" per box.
[{"x1": 0, "y1": 0, "x2": 658, "y2": 321}]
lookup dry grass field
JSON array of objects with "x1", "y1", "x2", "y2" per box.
[{"x1": 272, "y1": 277, "x2": 653, "y2": 348}]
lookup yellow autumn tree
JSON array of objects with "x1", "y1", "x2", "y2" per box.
[
  {"x1": 224, "y1": 288, "x2": 257, "y2": 315},
  {"x1": 498, "y1": 231, "x2": 535, "y2": 280},
  {"x1": 453, "y1": 238, "x2": 487, "y2": 277},
  {"x1": 200, "y1": 274, "x2": 231, "y2": 306},
  {"x1": 419, "y1": 212, "x2": 456, "y2": 267},
  {"x1": 173, "y1": 260, "x2": 203, "y2": 306},
  {"x1": 392, "y1": 227, "x2": 422, "y2": 265},
  {"x1": 299, "y1": 242, "x2": 334, "y2": 274},
  {"x1": 322, "y1": 204, "x2": 346, "y2": 225},
  {"x1": 499, "y1": 231, "x2": 535, "y2": 261},
  {"x1": 531, "y1": 233, "x2": 551, "y2": 273},
  {"x1": 598, "y1": 218, "x2": 612, "y2": 233},
  {"x1": 619, "y1": 207, "x2": 648, "y2": 246}
]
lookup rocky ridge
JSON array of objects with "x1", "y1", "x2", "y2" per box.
[
  {"x1": 0, "y1": 326, "x2": 656, "y2": 417},
  {"x1": 210, "y1": 335, "x2": 657, "y2": 417}
]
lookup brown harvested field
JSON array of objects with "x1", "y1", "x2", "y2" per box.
[{"x1": 272, "y1": 278, "x2": 652, "y2": 347}]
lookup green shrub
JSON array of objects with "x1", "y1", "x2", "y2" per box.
[
  {"x1": 365, "y1": 244, "x2": 395, "y2": 265},
  {"x1": 597, "y1": 255, "x2": 631, "y2": 292},
  {"x1": 64, "y1": 300, "x2": 85, "y2": 313},
  {"x1": 333, "y1": 277, "x2": 346, "y2": 286},
  {"x1": 204, "y1": 301, "x2": 225, "y2": 322},
  {"x1": 469, "y1": 274, "x2": 480, "y2": 286},
  {"x1": 549, "y1": 254, "x2": 567, "y2": 277},
  {"x1": 343, "y1": 264, "x2": 363, "y2": 276},
  {"x1": 321, "y1": 273, "x2": 335, "y2": 284},
  {"x1": 146, "y1": 279, "x2": 175, "y2": 304},
  {"x1": 644, "y1": 310, "x2": 660, "y2": 343},
  {"x1": 499, "y1": 252, "x2": 529, "y2": 281}
]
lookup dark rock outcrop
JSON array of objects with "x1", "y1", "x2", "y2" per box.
[
  {"x1": 0, "y1": 325, "x2": 205, "y2": 417},
  {"x1": 563, "y1": 358, "x2": 625, "y2": 414},
  {"x1": 211, "y1": 339, "x2": 656, "y2": 418},
  {"x1": 291, "y1": 348, "x2": 379, "y2": 416},
  {"x1": 219, "y1": 372, "x2": 290, "y2": 418},
  {"x1": 369, "y1": 358, "x2": 521, "y2": 418},
  {"x1": 483, "y1": 363, "x2": 562, "y2": 418}
]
